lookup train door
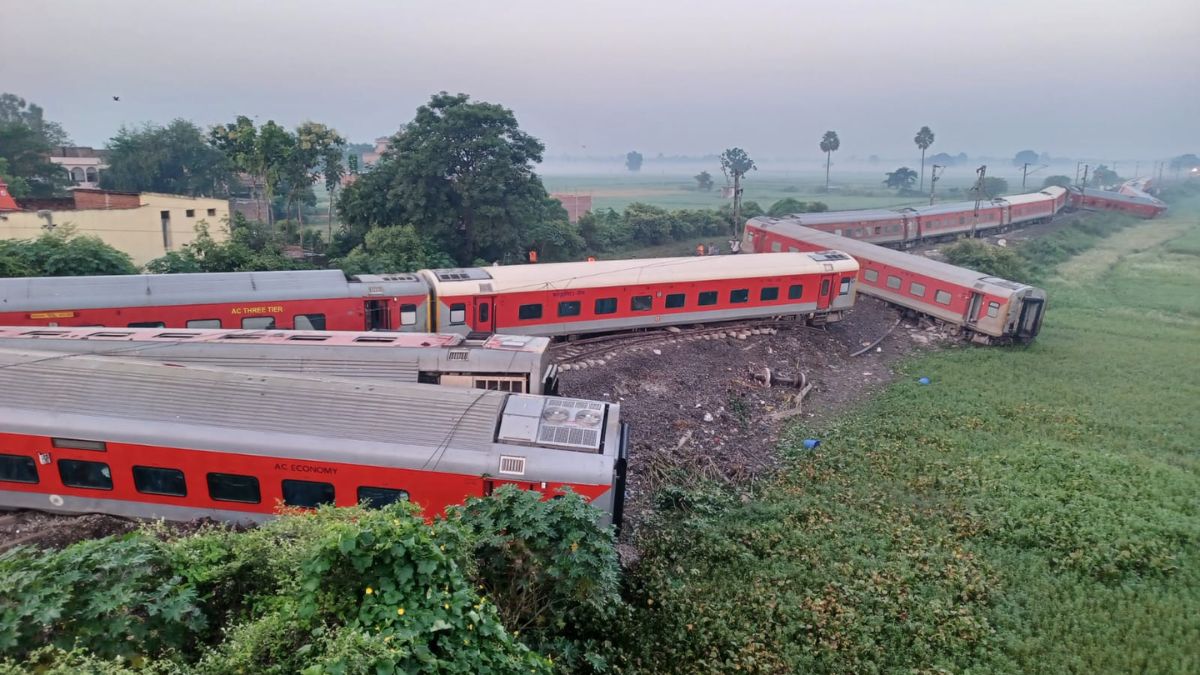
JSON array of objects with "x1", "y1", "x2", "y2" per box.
[
  {"x1": 1017, "y1": 296, "x2": 1045, "y2": 341},
  {"x1": 966, "y1": 292, "x2": 984, "y2": 325},
  {"x1": 364, "y1": 300, "x2": 391, "y2": 331},
  {"x1": 474, "y1": 295, "x2": 497, "y2": 333},
  {"x1": 816, "y1": 273, "x2": 837, "y2": 310}
]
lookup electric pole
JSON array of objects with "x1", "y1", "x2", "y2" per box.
[
  {"x1": 929, "y1": 164, "x2": 943, "y2": 205},
  {"x1": 1081, "y1": 164, "x2": 1090, "y2": 189},
  {"x1": 970, "y1": 165, "x2": 987, "y2": 238}
]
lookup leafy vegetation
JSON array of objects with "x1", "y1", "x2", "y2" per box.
[
  {"x1": 101, "y1": 120, "x2": 233, "y2": 196},
  {"x1": 625, "y1": 151, "x2": 643, "y2": 172},
  {"x1": 914, "y1": 125, "x2": 934, "y2": 191},
  {"x1": 1042, "y1": 175, "x2": 1072, "y2": 188},
  {"x1": 819, "y1": 130, "x2": 840, "y2": 190},
  {"x1": 0, "y1": 93, "x2": 70, "y2": 198},
  {"x1": 144, "y1": 215, "x2": 313, "y2": 274},
  {"x1": 883, "y1": 166, "x2": 918, "y2": 192},
  {"x1": 0, "y1": 488, "x2": 622, "y2": 672},
  {"x1": 0, "y1": 227, "x2": 138, "y2": 277}
]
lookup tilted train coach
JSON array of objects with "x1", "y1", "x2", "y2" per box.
[
  {"x1": 742, "y1": 220, "x2": 1046, "y2": 343},
  {"x1": 0, "y1": 325, "x2": 559, "y2": 394},
  {"x1": 751, "y1": 186, "x2": 1070, "y2": 249},
  {"x1": 0, "y1": 349, "x2": 628, "y2": 527},
  {"x1": 0, "y1": 252, "x2": 860, "y2": 337}
]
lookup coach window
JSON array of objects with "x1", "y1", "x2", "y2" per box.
[
  {"x1": 631, "y1": 295, "x2": 653, "y2": 312},
  {"x1": 788, "y1": 246, "x2": 798, "y2": 252},
  {"x1": 0, "y1": 454, "x2": 38, "y2": 483},
  {"x1": 293, "y1": 314, "x2": 326, "y2": 331},
  {"x1": 128, "y1": 321, "x2": 165, "y2": 328},
  {"x1": 187, "y1": 319, "x2": 221, "y2": 329},
  {"x1": 698, "y1": 291, "x2": 718, "y2": 306},
  {"x1": 665, "y1": 293, "x2": 686, "y2": 309},
  {"x1": 558, "y1": 300, "x2": 581, "y2": 317},
  {"x1": 133, "y1": 466, "x2": 187, "y2": 497},
  {"x1": 729, "y1": 289, "x2": 749, "y2": 304},
  {"x1": 910, "y1": 282, "x2": 926, "y2": 297},
  {"x1": 282, "y1": 479, "x2": 335, "y2": 508},
  {"x1": 449, "y1": 303, "x2": 467, "y2": 325},
  {"x1": 820, "y1": 279, "x2": 831, "y2": 296},
  {"x1": 400, "y1": 304, "x2": 418, "y2": 326},
  {"x1": 594, "y1": 298, "x2": 617, "y2": 315},
  {"x1": 863, "y1": 269, "x2": 878, "y2": 282},
  {"x1": 760, "y1": 286, "x2": 779, "y2": 301},
  {"x1": 242, "y1": 317, "x2": 276, "y2": 330},
  {"x1": 839, "y1": 278, "x2": 852, "y2": 295},
  {"x1": 518, "y1": 304, "x2": 543, "y2": 320},
  {"x1": 987, "y1": 302, "x2": 1001, "y2": 318},
  {"x1": 787, "y1": 284, "x2": 804, "y2": 300},
  {"x1": 358, "y1": 486, "x2": 410, "y2": 508},
  {"x1": 207, "y1": 473, "x2": 261, "y2": 503},
  {"x1": 58, "y1": 459, "x2": 113, "y2": 491},
  {"x1": 886, "y1": 275, "x2": 902, "y2": 290},
  {"x1": 770, "y1": 241, "x2": 782, "y2": 252},
  {"x1": 935, "y1": 290, "x2": 952, "y2": 305}
]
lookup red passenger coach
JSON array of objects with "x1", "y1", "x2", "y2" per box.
[
  {"x1": 0, "y1": 349, "x2": 628, "y2": 527},
  {"x1": 418, "y1": 252, "x2": 861, "y2": 337},
  {"x1": 1069, "y1": 187, "x2": 1166, "y2": 218},
  {"x1": 743, "y1": 220, "x2": 1046, "y2": 343},
  {"x1": 0, "y1": 270, "x2": 431, "y2": 332}
]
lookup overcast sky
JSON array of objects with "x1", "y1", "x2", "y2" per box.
[{"x1": 5, "y1": 0, "x2": 1198, "y2": 163}]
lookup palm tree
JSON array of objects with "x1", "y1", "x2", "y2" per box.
[
  {"x1": 819, "y1": 131, "x2": 840, "y2": 191},
  {"x1": 720, "y1": 147, "x2": 756, "y2": 237},
  {"x1": 914, "y1": 126, "x2": 935, "y2": 192}
]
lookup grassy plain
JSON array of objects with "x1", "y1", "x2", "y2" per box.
[{"x1": 620, "y1": 199, "x2": 1200, "y2": 672}]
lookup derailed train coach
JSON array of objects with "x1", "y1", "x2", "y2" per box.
[
  {"x1": 0, "y1": 349, "x2": 629, "y2": 527},
  {"x1": 742, "y1": 220, "x2": 1046, "y2": 343}
]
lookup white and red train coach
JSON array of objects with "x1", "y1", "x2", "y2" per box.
[
  {"x1": 0, "y1": 349, "x2": 628, "y2": 527},
  {"x1": 742, "y1": 220, "x2": 1046, "y2": 343},
  {"x1": 0, "y1": 253, "x2": 859, "y2": 337},
  {"x1": 418, "y1": 252, "x2": 860, "y2": 336}
]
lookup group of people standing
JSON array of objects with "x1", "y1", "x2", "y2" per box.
[{"x1": 696, "y1": 239, "x2": 742, "y2": 256}]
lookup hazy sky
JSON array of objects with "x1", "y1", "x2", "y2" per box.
[{"x1": 5, "y1": 0, "x2": 1198, "y2": 163}]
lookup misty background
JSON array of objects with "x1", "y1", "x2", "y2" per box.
[{"x1": 5, "y1": 0, "x2": 1198, "y2": 174}]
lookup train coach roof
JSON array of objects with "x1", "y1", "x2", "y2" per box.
[
  {"x1": 1074, "y1": 187, "x2": 1163, "y2": 207},
  {"x1": 0, "y1": 347, "x2": 507, "y2": 451},
  {"x1": 747, "y1": 219, "x2": 1035, "y2": 295},
  {"x1": 0, "y1": 270, "x2": 427, "y2": 313},
  {"x1": 910, "y1": 199, "x2": 1004, "y2": 216},
  {"x1": 764, "y1": 209, "x2": 903, "y2": 225},
  {"x1": 1001, "y1": 188, "x2": 1064, "y2": 206},
  {"x1": 426, "y1": 252, "x2": 858, "y2": 294}
]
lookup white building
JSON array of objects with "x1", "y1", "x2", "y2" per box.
[{"x1": 48, "y1": 146, "x2": 108, "y2": 188}]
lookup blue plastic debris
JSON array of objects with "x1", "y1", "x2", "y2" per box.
[
  {"x1": 917, "y1": 377, "x2": 931, "y2": 385},
  {"x1": 802, "y1": 439, "x2": 821, "y2": 450}
]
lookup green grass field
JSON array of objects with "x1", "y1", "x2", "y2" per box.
[
  {"x1": 618, "y1": 200, "x2": 1200, "y2": 672},
  {"x1": 541, "y1": 171, "x2": 951, "y2": 213}
]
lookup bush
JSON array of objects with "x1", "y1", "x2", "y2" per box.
[
  {"x1": 145, "y1": 215, "x2": 313, "y2": 274},
  {"x1": 0, "y1": 535, "x2": 205, "y2": 662},
  {"x1": 941, "y1": 239, "x2": 1031, "y2": 282},
  {"x1": 0, "y1": 227, "x2": 137, "y2": 277},
  {"x1": 331, "y1": 224, "x2": 455, "y2": 275},
  {"x1": 453, "y1": 486, "x2": 623, "y2": 670}
]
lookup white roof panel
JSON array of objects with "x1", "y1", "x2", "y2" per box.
[{"x1": 427, "y1": 252, "x2": 859, "y2": 294}]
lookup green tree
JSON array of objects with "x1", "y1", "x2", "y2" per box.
[
  {"x1": 0, "y1": 93, "x2": 70, "y2": 146},
  {"x1": 767, "y1": 197, "x2": 809, "y2": 217},
  {"x1": 0, "y1": 93, "x2": 71, "y2": 198},
  {"x1": 625, "y1": 151, "x2": 643, "y2": 172},
  {"x1": 884, "y1": 166, "x2": 919, "y2": 191},
  {"x1": 0, "y1": 227, "x2": 137, "y2": 277},
  {"x1": 694, "y1": 170, "x2": 714, "y2": 191},
  {"x1": 576, "y1": 208, "x2": 627, "y2": 250},
  {"x1": 719, "y1": 147, "x2": 756, "y2": 237},
  {"x1": 624, "y1": 202, "x2": 676, "y2": 245},
  {"x1": 914, "y1": 126, "x2": 935, "y2": 191},
  {"x1": 1168, "y1": 153, "x2": 1199, "y2": 179},
  {"x1": 941, "y1": 238, "x2": 1030, "y2": 282},
  {"x1": 1092, "y1": 164, "x2": 1120, "y2": 186},
  {"x1": 1042, "y1": 175, "x2": 1072, "y2": 188},
  {"x1": 1012, "y1": 149, "x2": 1039, "y2": 167},
  {"x1": 337, "y1": 92, "x2": 558, "y2": 264},
  {"x1": 144, "y1": 216, "x2": 311, "y2": 273},
  {"x1": 970, "y1": 176, "x2": 1009, "y2": 198},
  {"x1": 101, "y1": 120, "x2": 232, "y2": 196},
  {"x1": 819, "y1": 130, "x2": 840, "y2": 191},
  {"x1": 331, "y1": 224, "x2": 455, "y2": 275},
  {"x1": 209, "y1": 116, "x2": 297, "y2": 226},
  {"x1": 282, "y1": 122, "x2": 346, "y2": 231}
]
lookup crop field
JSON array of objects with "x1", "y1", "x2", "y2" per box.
[
  {"x1": 619, "y1": 200, "x2": 1200, "y2": 672},
  {"x1": 541, "y1": 171, "x2": 943, "y2": 213}
]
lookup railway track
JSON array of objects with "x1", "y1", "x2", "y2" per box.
[{"x1": 551, "y1": 318, "x2": 826, "y2": 366}]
